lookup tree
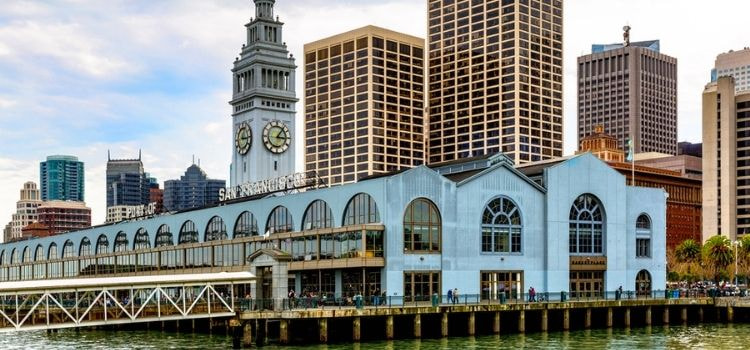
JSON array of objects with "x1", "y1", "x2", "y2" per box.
[
  {"x1": 735, "y1": 235, "x2": 750, "y2": 285},
  {"x1": 673, "y1": 239, "x2": 702, "y2": 281},
  {"x1": 703, "y1": 235, "x2": 734, "y2": 285}
]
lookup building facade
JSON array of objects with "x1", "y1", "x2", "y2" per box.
[
  {"x1": 702, "y1": 76, "x2": 750, "y2": 240},
  {"x1": 106, "y1": 152, "x2": 150, "y2": 208},
  {"x1": 635, "y1": 153, "x2": 702, "y2": 180},
  {"x1": 426, "y1": 0, "x2": 564, "y2": 164},
  {"x1": 39, "y1": 155, "x2": 84, "y2": 202},
  {"x1": 229, "y1": 0, "x2": 297, "y2": 186},
  {"x1": 0, "y1": 154, "x2": 666, "y2": 301},
  {"x1": 304, "y1": 26, "x2": 425, "y2": 185},
  {"x1": 8, "y1": 182, "x2": 42, "y2": 242},
  {"x1": 37, "y1": 201, "x2": 91, "y2": 235},
  {"x1": 163, "y1": 164, "x2": 226, "y2": 212},
  {"x1": 712, "y1": 48, "x2": 750, "y2": 93},
  {"x1": 578, "y1": 35, "x2": 678, "y2": 155}
]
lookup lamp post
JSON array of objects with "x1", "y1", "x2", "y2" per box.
[{"x1": 733, "y1": 240, "x2": 742, "y2": 291}]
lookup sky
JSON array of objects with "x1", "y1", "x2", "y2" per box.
[{"x1": 0, "y1": 0, "x2": 748, "y2": 227}]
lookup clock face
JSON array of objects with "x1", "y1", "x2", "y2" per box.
[
  {"x1": 235, "y1": 122, "x2": 252, "y2": 155},
  {"x1": 262, "y1": 120, "x2": 291, "y2": 154}
]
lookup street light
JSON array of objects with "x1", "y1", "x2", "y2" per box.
[{"x1": 733, "y1": 240, "x2": 742, "y2": 292}]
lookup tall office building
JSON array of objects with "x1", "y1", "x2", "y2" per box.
[
  {"x1": 711, "y1": 48, "x2": 750, "y2": 93},
  {"x1": 427, "y1": 0, "x2": 563, "y2": 164},
  {"x1": 702, "y1": 76, "x2": 750, "y2": 241},
  {"x1": 8, "y1": 182, "x2": 42, "y2": 241},
  {"x1": 304, "y1": 26, "x2": 425, "y2": 185},
  {"x1": 577, "y1": 29, "x2": 678, "y2": 155},
  {"x1": 163, "y1": 164, "x2": 226, "y2": 211},
  {"x1": 40, "y1": 155, "x2": 84, "y2": 201},
  {"x1": 106, "y1": 151, "x2": 150, "y2": 208}
]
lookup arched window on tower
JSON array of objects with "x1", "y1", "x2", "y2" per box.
[{"x1": 636, "y1": 214, "x2": 652, "y2": 258}]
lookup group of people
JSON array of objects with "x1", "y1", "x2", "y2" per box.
[{"x1": 447, "y1": 288, "x2": 460, "y2": 304}]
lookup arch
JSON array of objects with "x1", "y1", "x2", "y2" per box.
[
  {"x1": 156, "y1": 224, "x2": 174, "y2": 247},
  {"x1": 481, "y1": 196, "x2": 523, "y2": 253},
  {"x1": 114, "y1": 231, "x2": 129, "y2": 252},
  {"x1": 21, "y1": 246, "x2": 31, "y2": 263},
  {"x1": 179, "y1": 220, "x2": 199, "y2": 244},
  {"x1": 266, "y1": 206, "x2": 293, "y2": 234},
  {"x1": 10, "y1": 248, "x2": 18, "y2": 264},
  {"x1": 133, "y1": 228, "x2": 150, "y2": 250},
  {"x1": 636, "y1": 214, "x2": 652, "y2": 231},
  {"x1": 48, "y1": 243, "x2": 58, "y2": 260},
  {"x1": 343, "y1": 193, "x2": 380, "y2": 225},
  {"x1": 96, "y1": 234, "x2": 110, "y2": 255},
  {"x1": 403, "y1": 198, "x2": 441, "y2": 252},
  {"x1": 636, "y1": 213, "x2": 652, "y2": 258},
  {"x1": 636, "y1": 269, "x2": 652, "y2": 296},
  {"x1": 79, "y1": 237, "x2": 92, "y2": 256},
  {"x1": 302, "y1": 199, "x2": 333, "y2": 230},
  {"x1": 62, "y1": 240, "x2": 75, "y2": 258},
  {"x1": 234, "y1": 211, "x2": 258, "y2": 238},
  {"x1": 568, "y1": 194, "x2": 605, "y2": 254},
  {"x1": 0, "y1": 250, "x2": 4, "y2": 266},
  {"x1": 205, "y1": 216, "x2": 228, "y2": 241},
  {"x1": 34, "y1": 245, "x2": 45, "y2": 261}
]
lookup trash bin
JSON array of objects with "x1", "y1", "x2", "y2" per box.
[
  {"x1": 561, "y1": 291, "x2": 567, "y2": 302},
  {"x1": 432, "y1": 293, "x2": 439, "y2": 307},
  {"x1": 665, "y1": 289, "x2": 670, "y2": 299},
  {"x1": 672, "y1": 290, "x2": 679, "y2": 299},
  {"x1": 500, "y1": 292, "x2": 507, "y2": 304}
]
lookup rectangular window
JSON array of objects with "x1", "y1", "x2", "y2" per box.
[
  {"x1": 636, "y1": 238, "x2": 651, "y2": 258},
  {"x1": 480, "y1": 271, "x2": 523, "y2": 301},
  {"x1": 403, "y1": 271, "x2": 440, "y2": 302}
]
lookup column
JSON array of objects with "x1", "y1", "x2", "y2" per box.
[
  {"x1": 242, "y1": 322, "x2": 252, "y2": 348},
  {"x1": 727, "y1": 306, "x2": 734, "y2": 322},
  {"x1": 584, "y1": 308, "x2": 591, "y2": 329},
  {"x1": 698, "y1": 307, "x2": 704, "y2": 322},
  {"x1": 646, "y1": 306, "x2": 652, "y2": 326},
  {"x1": 468, "y1": 312, "x2": 476, "y2": 336},
  {"x1": 681, "y1": 307, "x2": 688, "y2": 324},
  {"x1": 541, "y1": 309, "x2": 549, "y2": 332},
  {"x1": 607, "y1": 307, "x2": 613, "y2": 328},
  {"x1": 352, "y1": 317, "x2": 361, "y2": 342},
  {"x1": 493, "y1": 312, "x2": 501, "y2": 334},
  {"x1": 319, "y1": 318, "x2": 328, "y2": 343},
  {"x1": 279, "y1": 319, "x2": 289, "y2": 345},
  {"x1": 414, "y1": 314, "x2": 422, "y2": 338},
  {"x1": 386, "y1": 315, "x2": 394, "y2": 340},
  {"x1": 624, "y1": 307, "x2": 631, "y2": 328},
  {"x1": 441, "y1": 312, "x2": 449, "y2": 337},
  {"x1": 663, "y1": 306, "x2": 670, "y2": 324},
  {"x1": 518, "y1": 310, "x2": 526, "y2": 333}
]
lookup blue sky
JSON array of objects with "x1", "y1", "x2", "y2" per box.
[{"x1": 0, "y1": 0, "x2": 748, "y2": 227}]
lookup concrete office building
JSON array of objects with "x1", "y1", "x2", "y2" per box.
[
  {"x1": 40, "y1": 155, "x2": 85, "y2": 202},
  {"x1": 304, "y1": 26, "x2": 425, "y2": 185},
  {"x1": 106, "y1": 152, "x2": 150, "y2": 208},
  {"x1": 426, "y1": 0, "x2": 564, "y2": 164},
  {"x1": 37, "y1": 201, "x2": 91, "y2": 235},
  {"x1": 163, "y1": 164, "x2": 226, "y2": 212},
  {"x1": 8, "y1": 182, "x2": 42, "y2": 242},
  {"x1": 703, "y1": 76, "x2": 750, "y2": 241},
  {"x1": 711, "y1": 48, "x2": 750, "y2": 93},
  {"x1": 578, "y1": 29, "x2": 678, "y2": 155}
]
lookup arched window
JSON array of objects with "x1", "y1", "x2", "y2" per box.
[
  {"x1": 114, "y1": 231, "x2": 129, "y2": 252},
  {"x1": 80, "y1": 237, "x2": 92, "y2": 256},
  {"x1": 133, "y1": 228, "x2": 150, "y2": 250},
  {"x1": 205, "y1": 216, "x2": 227, "y2": 241},
  {"x1": 482, "y1": 197, "x2": 522, "y2": 253},
  {"x1": 156, "y1": 224, "x2": 174, "y2": 247},
  {"x1": 22, "y1": 247, "x2": 31, "y2": 263},
  {"x1": 234, "y1": 211, "x2": 259, "y2": 238},
  {"x1": 35, "y1": 245, "x2": 45, "y2": 261},
  {"x1": 96, "y1": 235, "x2": 110, "y2": 255},
  {"x1": 21, "y1": 247, "x2": 32, "y2": 280},
  {"x1": 62, "y1": 240, "x2": 76, "y2": 277},
  {"x1": 343, "y1": 193, "x2": 380, "y2": 225},
  {"x1": 48, "y1": 242, "x2": 60, "y2": 279},
  {"x1": 34, "y1": 244, "x2": 45, "y2": 279},
  {"x1": 403, "y1": 198, "x2": 441, "y2": 252},
  {"x1": 11, "y1": 248, "x2": 18, "y2": 264},
  {"x1": 48, "y1": 243, "x2": 58, "y2": 260},
  {"x1": 569, "y1": 194, "x2": 605, "y2": 254},
  {"x1": 179, "y1": 220, "x2": 199, "y2": 244},
  {"x1": 62, "y1": 240, "x2": 74, "y2": 258},
  {"x1": 266, "y1": 206, "x2": 293, "y2": 234},
  {"x1": 302, "y1": 200, "x2": 333, "y2": 230},
  {"x1": 0, "y1": 250, "x2": 4, "y2": 266},
  {"x1": 636, "y1": 269, "x2": 652, "y2": 296},
  {"x1": 636, "y1": 214, "x2": 651, "y2": 258}
]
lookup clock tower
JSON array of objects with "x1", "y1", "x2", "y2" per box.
[{"x1": 230, "y1": 0, "x2": 297, "y2": 187}]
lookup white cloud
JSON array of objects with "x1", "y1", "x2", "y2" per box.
[{"x1": 0, "y1": 97, "x2": 16, "y2": 109}]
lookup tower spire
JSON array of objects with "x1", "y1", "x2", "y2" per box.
[{"x1": 254, "y1": 0, "x2": 275, "y2": 20}]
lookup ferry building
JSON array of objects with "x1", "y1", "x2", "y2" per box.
[{"x1": 0, "y1": 0, "x2": 666, "y2": 302}]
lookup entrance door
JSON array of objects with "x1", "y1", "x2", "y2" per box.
[
  {"x1": 257, "y1": 266, "x2": 273, "y2": 309},
  {"x1": 636, "y1": 270, "x2": 652, "y2": 297},
  {"x1": 570, "y1": 271, "x2": 604, "y2": 298}
]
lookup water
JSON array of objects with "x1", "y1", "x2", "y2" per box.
[{"x1": 5, "y1": 323, "x2": 748, "y2": 349}]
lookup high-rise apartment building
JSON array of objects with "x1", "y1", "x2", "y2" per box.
[
  {"x1": 304, "y1": 26, "x2": 425, "y2": 185},
  {"x1": 106, "y1": 152, "x2": 150, "y2": 208},
  {"x1": 8, "y1": 182, "x2": 42, "y2": 241},
  {"x1": 578, "y1": 32, "x2": 678, "y2": 155},
  {"x1": 711, "y1": 48, "x2": 750, "y2": 93},
  {"x1": 427, "y1": 0, "x2": 563, "y2": 164},
  {"x1": 163, "y1": 164, "x2": 226, "y2": 211},
  {"x1": 40, "y1": 155, "x2": 84, "y2": 201},
  {"x1": 702, "y1": 76, "x2": 750, "y2": 241},
  {"x1": 37, "y1": 200, "x2": 91, "y2": 235}
]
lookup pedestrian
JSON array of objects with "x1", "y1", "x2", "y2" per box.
[
  {"x1": 447, "y1": 288, "x2": 453, "y2": 304},
  {"x1": 453, "y1": 288, "x2": 459, "y2": 304},
  {"x1": 529, "y1": 287, "x2": 536, "y2": 302},
  {"x1": 617, "y1": 285, "x2": 623, "y2": 300}
]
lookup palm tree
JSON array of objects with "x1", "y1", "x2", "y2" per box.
[
  {"x1": 673, "y1": 239, "x2": 702, "y2": 281},
  {"x1": 703, "y1": 235, "x2": 734, "y2": 285},
  {"x1": 736, "y1": 236, "x2": 750, "y2": 286}
]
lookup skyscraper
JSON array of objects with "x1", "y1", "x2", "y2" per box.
[
  {"x1": 106, "y1": 151, "x2": 150, "y2": 208},
  {"x1": 39, "y1": 155, "x2": 84, "y2": 201},
  {"x1": 711, "y1": 47, "x2": 750, "y2": 93},
  {"x1": 229, "y1": 0, "x2": 297, "y2": 186},
  {"x1": 163, "y1": 164, "x2": 226, "y2": 211},
  {"x1": 304, "y1": 26, "x2": 425, "y2": 185},
  {"x1": 577, "y1": 29, "x2": 678, "y2": 155},
  {"x1": 427, "y1": 0, "x2": 563, "y2": 164},
  {"x1": 8, "y1": 182, "x2": 42, "y2": 241},
  {"x1": 702, "y1": 76, "x2": 750, "y2": 241}
]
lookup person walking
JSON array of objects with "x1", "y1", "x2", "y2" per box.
[
  {"x1": 453, "y1": 288, "x2": 459, "y2": 304},
  {"x1": 447, "y1": 288, "x2": 453, "y2": 304}
]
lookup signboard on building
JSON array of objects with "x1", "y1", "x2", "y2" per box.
[{"x1": 218, "y1": 172, "x2": 323, "y2": 202}]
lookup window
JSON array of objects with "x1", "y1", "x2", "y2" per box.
[
  {"x1": 134, "y1": 228, "x2": 150, "y2": 250},
  {"x1": 156, "y1": 224, "x2": 174, "y2": 247},
  {"x1": 80, "y1": 237, "x2": 92, "y2": 256},
  {"x1": 34, "y1": 245, "x2": 45, "y2": 261},
  {"x1": 114, "y1": 231, "x2": 129, "y2": 252},
  {"x1": 343, "y1": 193, "x2": 380, "y2": 225},
  {"x1": 481, "y1": 197, "x2": 522, "y2": 253},
  {"x1": 62, "y1": 240, "x2": 76, "y2": 277},
  {"x1": 234, "y1": 211, "x2": 258, "y2": 238},
  {"x1": 403, "y1": 198, "x2": 441, "y2": 252},
  {"x1": 205, "y1": 216, "x2": 227, "y2": 241},
  {"x1": 266, "y1": 206, "x2": 293, "y2": 234},
  {"x1": 636, "y1": 269, "x2": 652, "y2": 296},
  {"x1": 179, "y1": 221, "x2": 199, "y2": 244},
  {"x1": 636, "y1": 214, "x2": 651, "y2": 258},
  {"x1": 481, "y1": 271, "x2": 523, "y2": 301},
  {"x1": 302, "y1": 200, "x2": 333, "y2": 230},
  {"x1": 96, "y1": 235, "x2": 109, "y2": 254},
  {"x1": 403, "y1": 271, "x2": 440, "y2": 302},
  {"x1": 569, "y1": 194, "x2": 605, "y2": 254}
]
